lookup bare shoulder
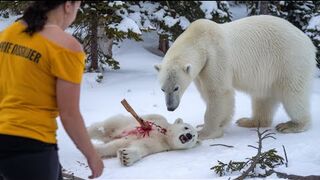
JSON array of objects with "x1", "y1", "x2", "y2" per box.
[
  {"x1": 40, "y1": 27, "x2": 83, "y2": 53},
  {"x1": 61, "y1": 32, "x2": 83, "y2": 52}
]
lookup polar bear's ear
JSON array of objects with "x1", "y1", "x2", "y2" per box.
[
  {"x1": 183, "y1": 64, "x2": 191, "y2": 74},
  {"x1": 174, "y1": 118, "x2": 184, "y2": 124},
  {"x1": 154, "y1": 64, "x2": 161, "y2": 72}
]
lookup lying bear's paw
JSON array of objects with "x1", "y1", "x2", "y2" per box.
[{"x1": 117, "y1": 148, "x2": 141, "y2": 166}]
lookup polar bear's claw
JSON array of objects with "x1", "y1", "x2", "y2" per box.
[
  {"x1": 117, "y1": 148, "x2": 141, "y2": 166},
  {"x1": 276, "y1": 121, "x2": 308, "y2": 133},
  {"x1": 236, "y1": 118, "x2": 271, "y2": 128},
  {"x1": 198, "y1": 128, "x2": 223, "y2": 140}
]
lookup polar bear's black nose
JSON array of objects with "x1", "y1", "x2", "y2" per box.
[{"x1": 186, "y1": 133, "x2": 192, "y2": 140}]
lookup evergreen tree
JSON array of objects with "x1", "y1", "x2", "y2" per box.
[
  {"x1": 0, "y1": 1, "x2": 143, "y2": 82},
  {"x1": 246, "y1": 1, "x2": 270, "y2": 15},
  {"x1": 74, "y1": 1, "x2": 142, "y2": 76},
  {"x1": 244, "y1": 1, "x2": 320, "y2": 69},
  {"x1": 127, "y1": 1, "x2": 232, "y2": 54},
  {"x1": 0, "y1": 1, "x2": 29, "y2": 18},
  {"x1": 269, "y1": 1, "x2": 320, "y2": 69},
  {"x1": 161, "y1": 1, "x2": 231, "y2": 53},
  {"x1": 306, "y1": 14, "x2": 320, "y2": 69},
  {"x1": 269, "y1": 1, "x2": 315, "y2": 30}
]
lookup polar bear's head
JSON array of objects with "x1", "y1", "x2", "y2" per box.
[
  {"x1": 154, "y1": 63, "x2": 193, "y2": 111},
  {"x1": 166, "y1": 118, "x2": 198, "y2": 150},
  {"x1": 154, "y1": 31, "x2": 206, "y2": 112}
]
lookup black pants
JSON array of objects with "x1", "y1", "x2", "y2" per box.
[{"x1": 0, "y1": 134, "x2": 62, "y2": 180}]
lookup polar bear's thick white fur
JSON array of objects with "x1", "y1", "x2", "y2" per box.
[
  {"x1": 87, "y1": 114, "x2": 198, "y2": 166},
  {"x1": 154, "y1": 15, "x2": 316, "y2": 140}
]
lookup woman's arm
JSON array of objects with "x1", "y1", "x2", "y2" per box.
[{"x1": 56, "y1": 78, "x2": 104, "y2": 179}]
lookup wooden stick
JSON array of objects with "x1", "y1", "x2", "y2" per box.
[
  {"x1": 282, "y1": 145, "x2": 288, "y2": 167},
  {"x1": 121, "y1": 99, "x2": 147, "y2": 127},
  {"x1": 210, "y1": 144, "x2": 234, "y2": 148}
]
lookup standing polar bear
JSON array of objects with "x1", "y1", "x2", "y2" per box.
[
  {"x1": 154, "y1": 15, "x2": 316, "y2": 140},
  {"x1": 87, "y1": 114, "x2": 198, "y2": 166}
]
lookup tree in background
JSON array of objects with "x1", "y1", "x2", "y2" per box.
[
  {"x1": 246, "y1": 1, "x2": 269, "y2": 15},
  {"x1": 0, "y1": 1, "x2": 143, "y2": 82},
  {"x1": 127, "y1": 1, "x2": 232, "y2": 55},
  {"x1": 154, "y1": 1, "x2": 232, "y2": 54},
  {"x1": 270, "y1": 1, "x2": 320, "y2": 69},
  {"x1": 306, "y1": 14, "x2": 320, "y2": 69},
  {"x1": 245, "y1": 1, "x2": 320, "y2": 69},
  {"x1": 74, "y1": 1, "x2": 142, "y2": 78},
  {"x1": 0, "y1": 1, "x2": 28, "y2": 18},
  {"x1": 269, "y1": 1, "x2": 316, "y2": 30}
]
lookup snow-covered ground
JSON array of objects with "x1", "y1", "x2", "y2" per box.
[
  {"x1": 56, "y1": 33, "x2": 320, "y2": 179},
  {"x1": 1, "y1": 5, "x2": 320, "y2": 180}
]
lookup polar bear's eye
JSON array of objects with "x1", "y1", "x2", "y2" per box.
[
  {"x1": 174, "y1": 86, "x2": 179, "y2": 91},
  {"x1": 184, "y1": 127, "x2": 189, "y2": 130},
  {"x1": 161, "y1": 88, "x2": 165, "y2": 92}
]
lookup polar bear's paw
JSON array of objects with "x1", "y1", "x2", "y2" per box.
[
  {"x1": 236, "y1": 118, "x2": 271, "y2": 128},
  {"x1": 198, "y1": 128, "x2": 223, "y2": 140},
  {"x1": 276, "y1": 121, "x2": 308, "y2": 133},
  {"x1": 117, "y1": 148, "x2": 141, "y2": 166}
]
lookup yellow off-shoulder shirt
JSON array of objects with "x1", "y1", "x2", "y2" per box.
[{"x1": 0, "y1": 21, "x2": 85, "y2": 144}]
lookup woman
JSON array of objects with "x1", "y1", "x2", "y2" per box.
[{"x1": 0, "y1": 1, "x2": 104, "y2": 180}]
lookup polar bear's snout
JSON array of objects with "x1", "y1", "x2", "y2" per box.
[
  {"x1": 165, "y1": 93, "x2": 180, "y2": 111},
  {"x1": 186, "y1": 133, "x2": 192, "y2": 139},
  {"x1": 179, "y1": 133, "x2": 194, "y2": 144}
]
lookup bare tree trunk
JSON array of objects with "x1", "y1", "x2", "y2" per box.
[
  {"x1": 105, "y1": 38, "x2": 113, "y2": 59},
  {"x1": 158, "y1": 34, "x2": 169, "y2": 54},
  {"x1": 259, "y1": 1, "x2": 269, "y2": 15},
  {"x1": 89, "y1": 16, "x2": 99, "y2": 72},
  {"x1": 98, "y1": 26, "x2": 113, "y2": 59}
]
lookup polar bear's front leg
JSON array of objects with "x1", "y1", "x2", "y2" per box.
[
  {"x1": 198, "y1": 90, "x2": 234, "y2": 140},
  {"x1": 94, "y1": 138, "x2": 130, "y2": 158}
]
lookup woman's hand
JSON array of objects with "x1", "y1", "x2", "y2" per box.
[{"x1": 87, "y1": 151, "x2": 104, "y2": 179}]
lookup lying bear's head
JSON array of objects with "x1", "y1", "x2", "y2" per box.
[{"x1": 166, "y1": 118, "x2": 198, "y2": 150}]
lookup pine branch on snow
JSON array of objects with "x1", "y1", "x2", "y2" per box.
[
  {"x1": 211, "y1": 127, "x2": 285, "y2": 179},
  {"x1": 211, "y1": 126, "x2": 320, "y2": 179}
]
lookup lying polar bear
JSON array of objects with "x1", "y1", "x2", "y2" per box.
[{"x1": 87, "y1": 114, "x2": 198, "y2": 166}]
